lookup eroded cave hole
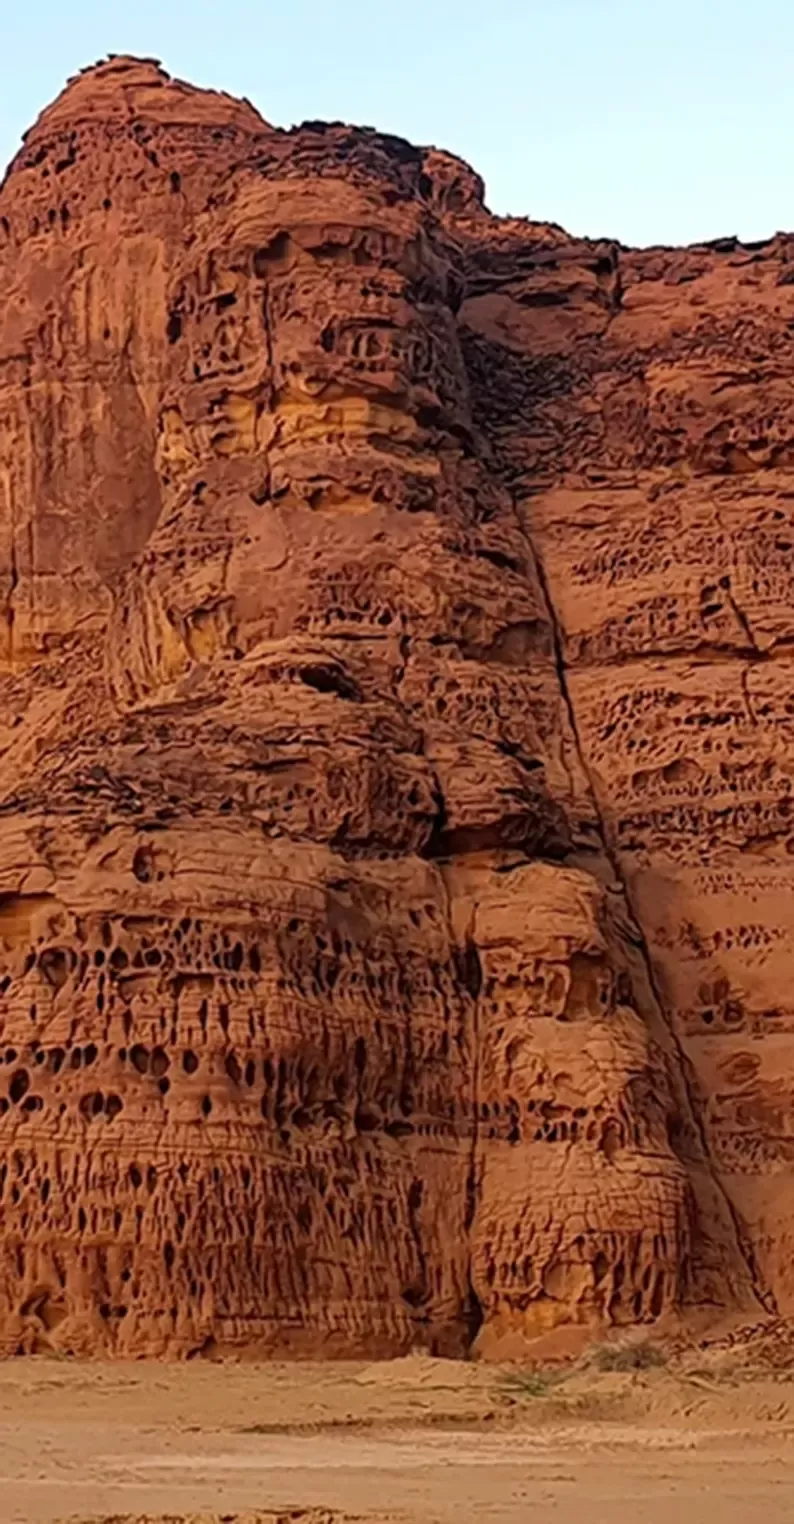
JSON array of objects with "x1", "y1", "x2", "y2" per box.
[
  {"x1": 132, "y1": 845, "x2": 155, "y2": 883},
  {"x1": 9, "y1": 1070, "x2": 29, "y2": 1105}
]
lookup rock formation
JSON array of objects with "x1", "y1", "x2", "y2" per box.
[
  {"x1": 80, "y1": 1515, "x2": 379, "y2": 1524},
  {"x1": 0, "y1": 54, "x2": 787, "y2": 1357},
  {"x1": 82, "y1": 1515, "x2": 383, "y2": 1524}
]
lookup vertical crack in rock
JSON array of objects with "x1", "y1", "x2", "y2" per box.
[
  {"x1": 5, "y1": 519, "x2": 17, "y2": 664},
  {"x1": 726, "y1": 588, "x2": 758, "y2": 655},
  {"x1": 461, "y1": 926, "x2": 483, "y2": 1226},
  {"x1": 525, "y1": 521, "x2": 775, "y2": 1317},
  {"x1": 434, "y1": 842, "x2": 483, "y2": 1351},
  {"x1": 461, "y1": 918, "x2": 484, "y2": 1348}
]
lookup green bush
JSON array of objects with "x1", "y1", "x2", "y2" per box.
[
  {"x1": 593, "y1": 1341, "x2": 667, "y2": 1372},
  {"x1": 500, "y1": 1369, "x2": 557, "y2": 1397}
]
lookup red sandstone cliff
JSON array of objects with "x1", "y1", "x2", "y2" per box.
[{"x1": 0, "y1": 55, "x2": 785, "y2": 1357}]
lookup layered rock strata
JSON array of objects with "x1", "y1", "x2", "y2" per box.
[{"x1": 0, "y1": 55, "x2": 784, "y2": 1356}]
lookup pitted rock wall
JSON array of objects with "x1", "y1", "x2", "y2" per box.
[{"x1": 0, "y1": 55, "x2": 783, "y2": 1356}]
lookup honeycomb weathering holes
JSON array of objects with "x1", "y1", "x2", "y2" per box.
[{"x1": 0, "y1": 56, "x2": 785, "y2": 1356}]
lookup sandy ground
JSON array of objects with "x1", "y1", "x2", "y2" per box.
[{"x1": 4, "y1": 1341, "x2": 794, "y2": 1524}]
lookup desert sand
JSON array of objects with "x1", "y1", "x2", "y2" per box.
[{"x1": 3, "y1": 1339, "x2": 794, "y2": 1523}]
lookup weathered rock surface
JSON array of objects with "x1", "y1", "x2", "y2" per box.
[
  {"x1": 0, "y1": 55, "x2": 787, "y2": 1357},
  {"x1": 79, "y1": 1515, "x2": 385, "y2": 1524},
  {"x1": 80, "y1": 1515, "x2": 381, "y2": 1524}
]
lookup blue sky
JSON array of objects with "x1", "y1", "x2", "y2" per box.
[{"x1": 2, "y1": 0, "x2": 791, "y2": 248}]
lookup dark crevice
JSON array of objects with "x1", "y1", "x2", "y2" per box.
[
  {"x1": 461, "y1": 914, "x2": 482, "y2": 1349},
  {"x1": 459, "y1": 936, "x2": 482, "y2": 1001},
  {"x1": 429, "y1": 816, "x2": 484, "y2": 1352},
  {"x1": 402, "y1": 1177, "x2": 430, "y2": 1315},
  {"x1": 419, "y1": 767, "x2": 448, "y2": 861},
  {"x1": 523, "y1": 511, "x2": 776, "y2": 1319},
  {"x1": 298, "y1": 663, "x2": 359, "y2": 700},
  {"x1": 5, "y1": 513, "x2": 17, "y2": 657}
]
